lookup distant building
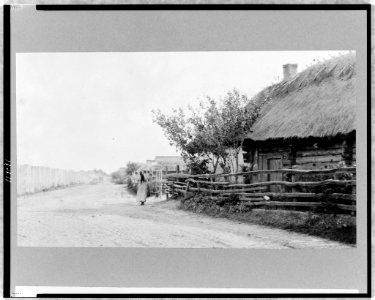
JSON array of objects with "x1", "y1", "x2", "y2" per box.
[
  {"x1": 154, "y1": 156, "x2": 186, "y2": 173},
  {"x1": 133, "y1": 156, "x2": 186, "y2": 177}
]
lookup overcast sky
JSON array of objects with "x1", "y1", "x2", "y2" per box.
[{"x1": 16, "y1": 51, "x2": 349, "y2": 173}]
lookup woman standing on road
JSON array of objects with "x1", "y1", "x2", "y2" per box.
[{"x1": 136, "y1": 171, "x2": 148, "y2": 206}]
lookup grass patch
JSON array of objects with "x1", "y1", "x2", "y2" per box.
[{"x1": 179, "y1": 193, "x2": 356, "y2": 245}]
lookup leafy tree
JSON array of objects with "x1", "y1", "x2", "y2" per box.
[
  {"x1": 125, "y1": 161, "x2": 141, "y2": 175},
  {"x1": 152, "y1": 108, "x2": 211, "y2": 174},
  {"x1": 220, "y1": 89, "x2": 261, "y2": 173},
  {"x1": 188, "y1": 97, "x2": 229, "y2": 173},
  {"x1": 111, "y1": 161, "x2": 141, "y2": 184},
  {"x1": 152, "y1": 89, "x2": 261, "y2": 175}
]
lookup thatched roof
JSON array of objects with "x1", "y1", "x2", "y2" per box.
[{"x1": 247, "y1": 53, "x2": 356, "y2": 141}]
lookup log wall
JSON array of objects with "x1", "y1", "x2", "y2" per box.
[{"x1": 252, "y1": 142, "x2": 356, "y2": 172}]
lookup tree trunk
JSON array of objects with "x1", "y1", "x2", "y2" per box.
[
  {"x1": 235, "y1": 152, "x2": 239, "y2": 173},
  {"x1": 235, "y1": 150, "x2": 239, "y2": 183},
  {"x1": 213, "y1": 157, "x2": 219, "y2": 174}
]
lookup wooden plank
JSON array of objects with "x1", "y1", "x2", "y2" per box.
[
  {"x1": 297, "y1": 149, "x2": 343, "y2": 157},
  {"x1": 244, "y1": 201, "x2": 322, "y2": 207},
  {"x1": 226, "y1": 179, "x2": 355, "y2": 188},
  {"x1": 337, "y1": 204, "x2": 356, "y2": 211},
  {"x1": 165, "y1": 173, "x2": 190, "y2": 179},
  {"x1": 186, "y1": 179, "x2": 230, "y2": 185},
  {"x1": 221, "y1": 187, "x2": 268, "y2": 196},
  {"x1": 330, "y1": 193, "x2": 356, "y2": 200},
  {"x1": 265, "y1": 201, "x2": 322, "y2": 207},
  {"x1": 188, "y1": 180, "x2": 356, "y2": 194},
  {"x1": 182, "y1": 167, "x2": 356, "y2": 179},
  {"x1": 189, "y1": 187, "x2": 267, "y2": 194},
  {"x1": 190, "y1": 182, "x2": 355, "y2": 195},
  {"x1": 261, "y1": 155, "x2": 268, "y2": 183},
  {"x1": 295, "y1": 145, "x2": 343, "y2": 151},
  {"x1": 225, "y1": 192, "x2": 355, "y2": 201},
  {"x1": 239, "y1": 197, "x2": 265, "y2": 202},
  {"x1": 175, "y1": 188, "x2": 187, "y2": 194},
  {"x1": 296, "y1": 155, "x2": 343, "y2": 164}
]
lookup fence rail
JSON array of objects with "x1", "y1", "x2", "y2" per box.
[
  {"x1": 164, "y1": 167, "x2": 356, "y2": 214},
  {"x1": 166, "y1": 166, "x2": 356, "y2": 179}
]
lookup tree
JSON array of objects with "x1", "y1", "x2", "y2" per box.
[
  {"x1": 110, "y1": 161, "x2": 141, "y2": 184},
  {"x1": 188, "y1": 97, "x2": 229, "y2": 173},
  {"x1": 152, "y1": 89, "x2": 261, "y2": 175},
  {"x1": 125, "y1": 161, "x2": 141, "y2": 175},
  {"x1": 152, "y1": 108, "x2": 211, "y2": 174},
  {"x1": 220, "y1": 89, "x2": 261, "y2": 173}
]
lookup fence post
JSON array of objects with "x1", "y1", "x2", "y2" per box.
[
  {"x1": 210, "y1": 177, "x2": 213, "y2": 196},
  {"x1": 291, "y1": 174, "x2": 296, "y2": 193},
  {"x1": 291, "y1": 173, "x2": 297, "y2": 210},
  {"x1": 172, "y1": 180, "x2": 175, "y2": 198},
  {"x1": 351, "y1": 184, "x2": 356, "y2": 216},
  {"x1": 185, "y1": 181, "x2": 190, "y2": 195}
]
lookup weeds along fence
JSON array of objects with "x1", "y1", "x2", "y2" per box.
[
  {"x1": 165, "y1": 167, "x2": 356, "y2": 215},
  {"x1": 17, "y1": 165, "x2": 101, "y2": 196}
]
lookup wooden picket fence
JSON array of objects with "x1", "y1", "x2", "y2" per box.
[
  {"x1": 17, "y1": 165, "x2": 102, "y2": 196},
  {"x1": 164, "y1": 167, "x2": 356, "y2": 214}
]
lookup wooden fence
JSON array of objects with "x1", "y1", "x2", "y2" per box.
[
  {"x1": 17, "y1": 165, "x2": 102, "y2": 196},
  {"x1": 164, "y1": 167, "x2": 356, "y2": 214}
]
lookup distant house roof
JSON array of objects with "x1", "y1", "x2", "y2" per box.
[
  {"x1": 154, "y1": 156, "x2": 185, "y2": 165},
  {"x1": 135, "y1": 156, "x2": 186, "y2": 173},
  {"x1": 247, "y1": 53, "x2": 356, "y2": 141}
]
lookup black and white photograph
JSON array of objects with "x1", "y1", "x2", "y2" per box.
[
  {"x1": 17, "y1": 50, "x2": 357, "y2": 249},
  {"x1": 6, "y1": 3, "x2": 371, "y2": 297}
]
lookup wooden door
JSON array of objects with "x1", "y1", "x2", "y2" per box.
[
  {"x1": 267, "y1": 157, "x2": 283, "y2": 192},
  {"x1": 258, "y1": 154, "x2": 268, "y2": 182}
]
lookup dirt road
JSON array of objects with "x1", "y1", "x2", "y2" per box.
[{"x1": 18, "y1": 182, "x2": 350, "y2": 248}]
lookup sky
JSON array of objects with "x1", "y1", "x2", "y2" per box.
[{"x1": 16, "y1": 51, "x2": 350, "y2": 174}]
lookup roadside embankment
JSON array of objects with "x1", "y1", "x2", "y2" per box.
[{"x1": 178, "y1": 193, "x2": 356, "y2": 245}]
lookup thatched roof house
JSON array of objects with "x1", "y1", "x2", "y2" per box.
[
  {"x1": 248, "y1": 53, "x2": 355, "y2": 141},
  {"x1": 243, "y1": 53, "x2": 356, "y2": 186}
]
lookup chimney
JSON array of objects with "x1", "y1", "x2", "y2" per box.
[{"x1": 282, "y1": 64, "x2": 298, "y2": 81}]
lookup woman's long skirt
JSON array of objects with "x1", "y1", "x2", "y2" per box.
[{"x1": 136, "y1": 182, "x2": 148, "y2": 204}]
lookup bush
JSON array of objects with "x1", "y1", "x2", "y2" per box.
[
  {"x1": 127, "y1": 177, "x2": 137, "y2": 194},
  {"x1": 295, "y1": 172, "x2": 354, "y2": 194},
  {"x1": 241, "y1": 165, "x2": 252, "y2": 184},
  {"x1": 111, "y1": 171, "x2": 127, "y2": 184}
]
